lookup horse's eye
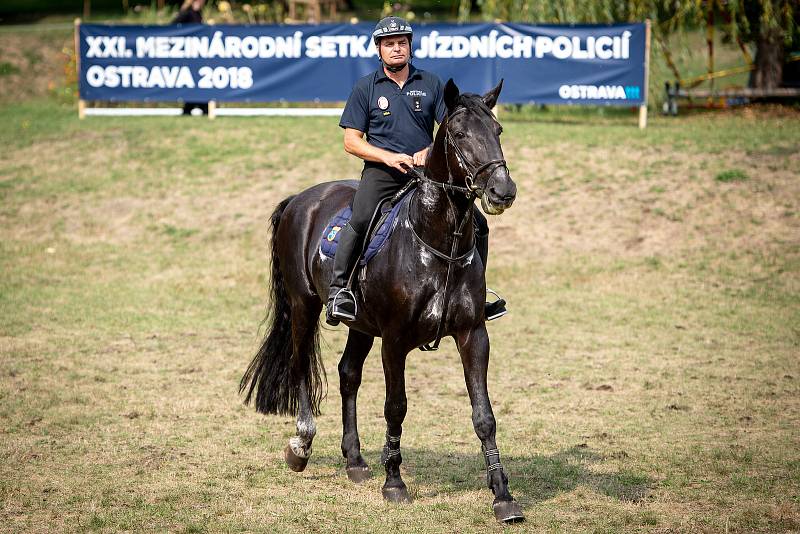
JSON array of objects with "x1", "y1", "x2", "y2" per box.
[
  {"x1": 497, "y1": 126, "x2": 503, "y2": 136},
  {"x1": 454, "y1": 131, "x2": 466, "y2": 139}
]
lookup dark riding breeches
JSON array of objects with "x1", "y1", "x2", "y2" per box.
[
  {"x1": 328, "y1": 163, "x2": 490, "y2": 298},
  {"x1": 349, "y1": 163, "x2": 411, "y2": 235}
]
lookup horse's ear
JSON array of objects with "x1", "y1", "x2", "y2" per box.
[
  {"x1": 482, "y1": 79, "x2": 504, "y2": 109},
  {"x1": 444, "y1": 78, "x2": 460, "y2": 112}
]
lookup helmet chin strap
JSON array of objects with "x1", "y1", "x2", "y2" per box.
[
  {"x1": 383, "y1": 61, "x2": 408, "y2": 73},
  {"x1": 378, "y1": 43, "x2": 412, "y2": 74}
]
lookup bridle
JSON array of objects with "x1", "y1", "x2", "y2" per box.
[
  {"x1": 442, "y1": 106, "x2": 508, "y2": 196},
  {"x1": 403, "y1": 103, "x2": 508, "y2": 351},
  {"x1": 407, "y1": 105, "x2": 508, "y2": 199}
]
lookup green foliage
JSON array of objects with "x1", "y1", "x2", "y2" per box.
[
  {"x1": 715, "y1": 169, "x2": 749, "y2": 182},
  {"x1": 476, "y1": 0, "x2": 798, "y2": 49},
  {"x1": 0, "y1": 62, "x2": 21, "y2": 76},
  {"x1": 0, "y1": 0, "x2": 124, "y2": 16}
]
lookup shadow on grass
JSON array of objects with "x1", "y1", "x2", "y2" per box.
[{"x1": 311, "y1": 444, "x2": 652, "y2": 506}]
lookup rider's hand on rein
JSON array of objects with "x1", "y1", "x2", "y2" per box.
[{"x1": 384, "y1": 152, "x2": 414, "y2": 173}]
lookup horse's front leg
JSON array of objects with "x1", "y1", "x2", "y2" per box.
[
  {"x1": 455, "y1": 325, "x2": 525, "y2": 523},
  {"x1": 380, "y1": 341, "x2": 412, "y2": 503},
  {"x1": 339, "y1": 329, "x2": 374, "y2": 482}
]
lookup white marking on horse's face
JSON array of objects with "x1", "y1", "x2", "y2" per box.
[{"x1": 319, "y1": 248, "x2": 328, "y2": 261}]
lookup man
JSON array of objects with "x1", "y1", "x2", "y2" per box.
[
  {"x1": 172, "y1": 0, "x2": 208, "y2": 115},
  {"x1": 326, "y1": 16, "x2": 506, "y2": 325}
]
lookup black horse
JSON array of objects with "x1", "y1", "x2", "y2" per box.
[{"x1": 240, "y1": 79, "x2": 523, "y2": 523}]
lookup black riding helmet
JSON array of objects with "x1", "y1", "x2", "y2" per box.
[{"x1": 373, "y1": 16, "x2": 413, "y2": 72}]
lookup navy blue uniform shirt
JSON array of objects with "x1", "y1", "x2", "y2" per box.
[{"x1": 339, "y1": 65, "x2": 447, "y2": 156}]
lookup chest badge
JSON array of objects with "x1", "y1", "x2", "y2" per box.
[
  {"x1": 413, "y1": 96, "x2": 422, "y2": 112},
  {"x1": 377, "y1": 96, "x2": 389, "y2": 110}
]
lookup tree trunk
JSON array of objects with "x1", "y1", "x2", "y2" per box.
[{"x1": 749, "y1": 24, "x2": 784, "y2": 89}]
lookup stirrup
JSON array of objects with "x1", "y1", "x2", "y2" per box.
[
  {"x1": 329, "y1": 287, "x2": 357, "y2": 321},
  {"x1": 485, "y1": 288, "x2": 507, "y2": 321}
]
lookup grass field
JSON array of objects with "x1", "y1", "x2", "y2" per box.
[
  {"x1": 1, "y1": 98, "x2": 798, "y2": 533},
  {"x1": 1, "y1": 21, "x2": 800, "y2": 533}
]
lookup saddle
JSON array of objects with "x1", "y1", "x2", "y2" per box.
[{"x1": 319, "y1": 185, "x2": 415, "y2": 266}]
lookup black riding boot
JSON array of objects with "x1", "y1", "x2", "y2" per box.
[
  {"x1": 475, "y1": 231, "x2": 508, "y2": 321},
  {"x1": 326, "y1": 224, "x2": 363, "y2": 325}
]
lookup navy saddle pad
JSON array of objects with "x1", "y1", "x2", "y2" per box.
[{"x1": 320, "y1": 191, "x2": 412, "y2": 265}]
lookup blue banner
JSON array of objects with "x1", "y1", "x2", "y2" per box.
[{"x1": 79, "y1": 22, "x2": 646, "y2": 105}]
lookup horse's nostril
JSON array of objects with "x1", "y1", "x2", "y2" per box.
[{"x1": 489, "y1": 186, "x2": 510, "y2": 200}]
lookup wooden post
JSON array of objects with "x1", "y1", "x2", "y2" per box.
[
  {"x1": 208, "y1": 100, "x2": 217, "y2": 120},
  {"x1": 75, "y1": 18, "x2": 86, "y2": 120},
  {"x1": 639, "y1": 19, "x2": 651, "y2": 130}
]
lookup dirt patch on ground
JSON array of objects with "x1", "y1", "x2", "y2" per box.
[
  {"x1": 5, "y1": 130, "x2": 799, "y2": 275},
  {"x1": 491, "y1": 139, "x2": 800, "y2": 264}
]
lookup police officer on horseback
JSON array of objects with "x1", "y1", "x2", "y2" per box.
[{"x1": 326, "y1": 16, "x2": 507, "y2": 325}]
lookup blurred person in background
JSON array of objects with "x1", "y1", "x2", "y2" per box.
[
  {"x1": 173, "y1": 0, "x2": 208, "y2": 115},
  {"x1": 173, "y1": 0, "x2": 204, "y2": 24}
]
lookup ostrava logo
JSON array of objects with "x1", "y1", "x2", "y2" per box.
[{"x1": 559, "y1": 84, "x2": 641, "y2": 100}]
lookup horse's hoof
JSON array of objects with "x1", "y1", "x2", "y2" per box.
[
  {"x1": 346, "y1": 466, "x2": 371, "y2": 483},
  {"x1": 284, "y1": 445, "x2": 309, "y2": 472},
  {"x1": 382, "y1": 485, "x2": 412, "y2": 503},
  {"x1": 493, "y1": 499, "x2": 525, "y2": 523}
]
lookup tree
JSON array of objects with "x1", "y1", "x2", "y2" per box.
[
  {"x1": 725, "y1": 0, "x2": 799, "y2": 88},
  {"x1": 476, "y1": 0, "x2": 799, "y2": 90}
]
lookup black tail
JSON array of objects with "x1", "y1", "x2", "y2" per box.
[{"x1": 239, "y1": 195, "x2": 325, "y2": 416}]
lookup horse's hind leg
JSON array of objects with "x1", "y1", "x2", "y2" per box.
[
  {"x1": 338, "y1": 330, "x2": 374, "y2": 482},
  {"x1": 284, "y1": 297, "x2": 323, "y2": 472},
  {"x1": 456, "y1": 325, "x2": 524, "y2": 523}
]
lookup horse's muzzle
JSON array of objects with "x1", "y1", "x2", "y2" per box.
[
  {"x1": 482, "y1": 176, "x2": 516, "y2": 214},
  {"x1": 481, "y1": 192, "x2": 506, "y2": 215}
]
